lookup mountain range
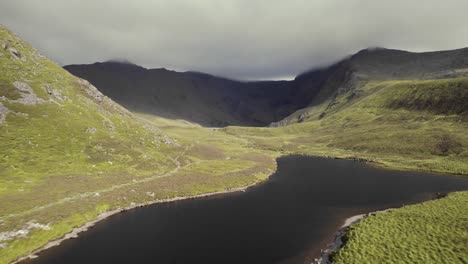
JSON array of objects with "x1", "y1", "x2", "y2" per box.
[{"x1": 65, "y1": 47, "x2": 468, "y2": 127}]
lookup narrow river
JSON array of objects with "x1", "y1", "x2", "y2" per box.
[{"x1": 24, "y1": 156, "x2": 468, "y2": 264}]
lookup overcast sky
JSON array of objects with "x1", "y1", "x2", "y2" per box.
[{"x1": 1, "y1": 0, "x2": 467, "y2": 80}]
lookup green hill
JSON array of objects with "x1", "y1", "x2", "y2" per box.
[{"x1": 0, "y1": 25, "x2": 276, "y2": 263}]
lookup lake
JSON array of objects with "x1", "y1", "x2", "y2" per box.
[{"x1": 23, "y1": 156, "x2": 468, "y2": 264}]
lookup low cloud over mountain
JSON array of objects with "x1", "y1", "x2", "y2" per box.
[{"x1": 1, "y1": 0, "x2": 468, "y2": 80}]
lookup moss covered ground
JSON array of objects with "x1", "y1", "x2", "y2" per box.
[{"x1": 332, "y1": 191, "x2": 468, "y2": 264}]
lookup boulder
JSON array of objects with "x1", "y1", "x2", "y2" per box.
[
  {"x1": 86, "y1": 127, "x2": 97, "y2": 134},
  {"x1": 45, "y1": 84, "x2": 65, "y2": 101},
  {"x1": 10, "y1": 81, "x2": 46, "y2": 105},
  {"x1": 8, "y1": 47, "x2": 21, "y2": 59},
  {"x1": 78, "y1": 79, "x2": 104, "y2": 102}
]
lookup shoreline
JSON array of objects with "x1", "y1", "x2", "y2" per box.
[
  {"x1": 311, "y1": 209, "x2": 392, "y2": 264},
  {"x1": 9, "y1": 154, "x2": 460, "y2": 264},
  {"x1": 12, "y1": 181, "x2": 261, "y2": 264},
  {"x1": 312, "y1": 192, "x2": 449, "y2": 264}
]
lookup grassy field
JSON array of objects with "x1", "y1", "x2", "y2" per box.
[
  {"x1": 332, "y1": 191, "x2": 468, "y2": 264},
  {"x1": 1, "y1": 24, "x2": 467, "y2": 264}
]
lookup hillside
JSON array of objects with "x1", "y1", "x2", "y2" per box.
[
  {"x1": 275, "y1": 47, "x2": 468, "y2": 125},
  {"x1": 0, "y1": 26, "x2": 277, "y2": 263}
]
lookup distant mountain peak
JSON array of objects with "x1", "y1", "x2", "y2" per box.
[
  {"x1": 105, "y1": 58, "x2": 138, "y2": 65},
  {"x1": 352, "y1": 47, "x2": 409, "y2": 57},
  {"x1": 357, "y1": 47, "x2": 388, "y2": 53}
]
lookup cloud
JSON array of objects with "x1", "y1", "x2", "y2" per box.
[{"x1": 1, "y1": 0, "x2": 467, "y2": 80}]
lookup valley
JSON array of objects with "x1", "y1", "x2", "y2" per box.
[{"x1": 0, "y1": 23, "x2": 467, "y2": 264}]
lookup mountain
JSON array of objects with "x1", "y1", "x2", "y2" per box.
[
  {"x1": 273, "y1": 47, "x2": 468, "y2": 125},
  {"x1": 65, "y1": 47, "x2": 468, "y2": 127},
  {"x1": 65, "y1": 62, "x2": 300, "y2": 127}
]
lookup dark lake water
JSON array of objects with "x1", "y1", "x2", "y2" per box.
[{"x1": 24, "y1": 156, "x2": 468, "y2": 264}]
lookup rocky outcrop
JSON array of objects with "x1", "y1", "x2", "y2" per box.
[
  {"x1": 5, "y1": 81, "x2": 46, "y2": 105},
  {"x1": 0, "y1": 221, "x2": 50, "y2": 246},
  {"x1": 0, "y1": 102, "x2": 9, "y2": 124},
  {"x1": 77, "y1": 79, "x2": 104, "y2": 102},
  {"x1": 45, "y1": 84, "x2": 66, "y2": 102},
  {"x1": 2, "y1": 42, "x2": 23, "y2": 60},
  {"x1": 86, "y1": 127, "x2": 97, "y2": 134}
]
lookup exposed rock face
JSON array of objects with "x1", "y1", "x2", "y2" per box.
[
  {"x1": 8, "y1": 47, "x2": 21, "y2": 59},
  {"x1": 45, "y1": 84, "x2": 65, "y2": 101},
  {"x1": 86, "y1": 127, "x2": 97, "y2": 134},
  {"x1": 78, "y1": 79, "x2": 104, "y2": 102},
  {"x1": 0, "y1": 102, "x2": 9, "y2": 124},
  {"x1": 9, "y1": 81, "x2": 46, "y2": 105},
  {"x1": 2, "y1": 42, "x2": 22, "y2": 60},
  {"x1": 0, "y1": 81, "x2": 52, "y2": 124},
  {"x1": 0, "y1": 221, "x2": 50, "y2": 244},
  {"x1": 12, "y1": 81, "x2": 31, "y2": 92}
]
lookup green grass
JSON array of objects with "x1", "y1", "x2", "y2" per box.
[
  {"x1": 382, "y1": 79, "x2": 468, "y2": 114},
  {"x1": 0, "y1": 82, "x2": 21, "y2": 100},
  {"x1": 0, "y1": 26, "x2": 180, "y2": 196},
  {"x1": 0, "y1": 204, "x2": 109, "y2": 263},
  {"x1": 332, "y1": 191, "x2": 468, "y2": 264}
]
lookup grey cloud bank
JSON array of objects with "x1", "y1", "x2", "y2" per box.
[{"x1": 1, "y1": 0, "x2": 467, "y2": 80}]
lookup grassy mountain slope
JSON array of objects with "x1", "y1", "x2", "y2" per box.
[
  {"x1": 0, "y1": 26, "x2": 277, "y2": 263},
  {"x1": 226, "y1": 77, "x2": 468, "y2": 175},
  {"x1": 275, "y1": 47, "x2": 468, "y2": 126}
]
